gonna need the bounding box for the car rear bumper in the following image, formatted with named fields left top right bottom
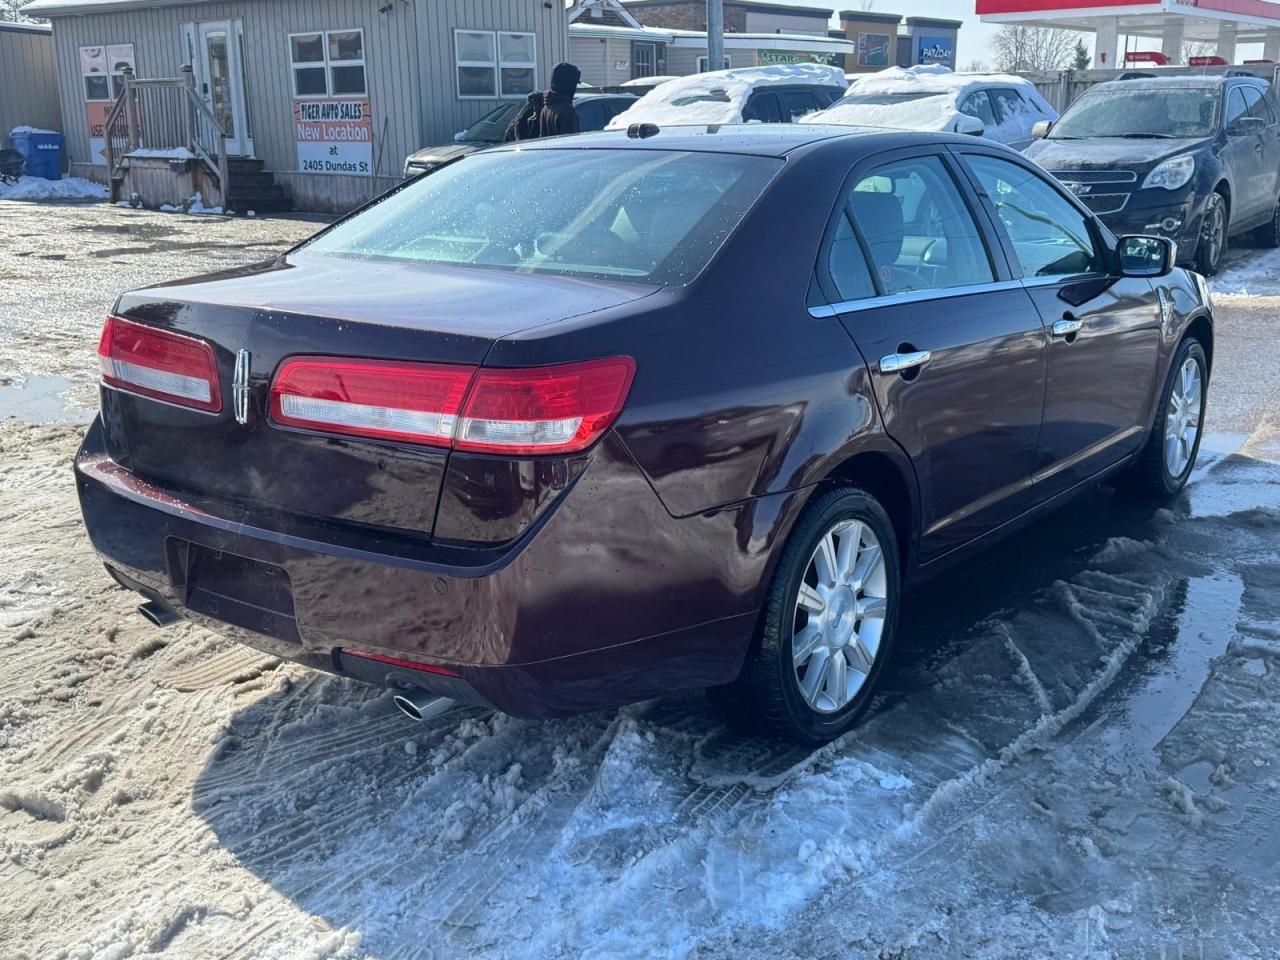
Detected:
left=74, top=417, right=777, bottom=717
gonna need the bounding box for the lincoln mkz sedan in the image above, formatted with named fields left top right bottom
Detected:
left=76, top=125, right=1213, bottom=743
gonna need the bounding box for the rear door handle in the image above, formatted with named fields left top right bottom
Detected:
left=1051, top=316, right=1083, bottom=338
left=879, top=350, right=931, bottom=374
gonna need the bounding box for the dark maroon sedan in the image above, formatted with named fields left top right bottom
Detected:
left=76, top=125, right=1213, bottom=742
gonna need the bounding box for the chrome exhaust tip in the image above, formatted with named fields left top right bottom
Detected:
left=392, top=690, right=453, bottom=723
left=137, top=600, right=181, bottom=628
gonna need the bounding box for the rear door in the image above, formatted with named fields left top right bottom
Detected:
left=1222, top=85, right=1267, bottom=221
left=817, top=147, right=1049, bottom=562
left=1241, top=83, right=1280, bottom=215
left=955, top=147, right=1162, bottom=499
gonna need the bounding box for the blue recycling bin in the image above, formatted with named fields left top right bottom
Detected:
left=9, top=128, right=63, bottom=181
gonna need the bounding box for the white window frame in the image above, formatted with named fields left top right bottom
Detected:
left=455, top=29, right=538, bottom=100
left=288, top=28, right=366, bottom=100
left=81, top=44, right=135, bottom=102
left=696, top=54, right=732, bottom=73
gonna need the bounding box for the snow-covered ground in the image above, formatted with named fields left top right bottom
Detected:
left=3, top=201, right=1280, bottom=959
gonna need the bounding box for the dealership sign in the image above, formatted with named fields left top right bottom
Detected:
left=757, top=49, right=827, bottom=66
left=293, top=98, right=373, bottom=176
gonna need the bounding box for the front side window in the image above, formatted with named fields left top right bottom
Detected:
left=848, top=155, right=994, bottom=296
left=456, top=30, right=537, bottom=99
left=959, top=91, right=997, bottom=127
left=781, top=90, right=819, bottom=121
left=290, top=29, right=365, bottom=98
left=965, top=154, right=1101, bottom=279
left=1242, top=85, right=1276, bottom=123
left=1225, top=87, right=1249, bottom=128
left=303, top=149, right=781, bottom=285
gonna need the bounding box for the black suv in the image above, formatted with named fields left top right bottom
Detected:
left=1025, top=75, right=1280, bottom=274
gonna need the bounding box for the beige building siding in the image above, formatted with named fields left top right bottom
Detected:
left=0, top=25, right=62, bottom=148
left=571, top=35, right=634, bottom=87
left=664, top=45, right=756, bottom=75
left=416, top=0, right=569, bottom=152
left=743, top=11, right=827, bottom=36
left=44, top=0, right=565, bottom=210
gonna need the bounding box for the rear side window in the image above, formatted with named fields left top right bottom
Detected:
left=965, top=154, right=1101, bottom=278
left=304, top=148, right=781, bottom=285
left=781, top=90, right=819, bottom=121
left=848, top=155, right=994, bottom=296
left=990, top=88, right=1034, bottom=123
left=827, top=211, right=876, bottom=302
left=577, top=101, right=608, bottom=131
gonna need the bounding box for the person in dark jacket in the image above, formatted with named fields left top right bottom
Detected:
left=539, top=63, right=582, bottom=137
left=503, top=91, right=544, bottom=142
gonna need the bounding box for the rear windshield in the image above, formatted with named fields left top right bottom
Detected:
left=303, top=148, right=780, bottom=285
left=1050, top=87, right=1220, bottom=139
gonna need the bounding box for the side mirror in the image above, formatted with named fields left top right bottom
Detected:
left=1032, top=119, right=1052, bottom=139
left=955, top=115, right=985, bottom=137
left=1117, top=235, right=1175, bottom=278
left=1228, top=115, right=1265, bottom=137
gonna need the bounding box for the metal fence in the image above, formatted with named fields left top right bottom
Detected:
left=1018, top=63, right=1280, bottom=114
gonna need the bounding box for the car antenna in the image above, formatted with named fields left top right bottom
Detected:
left=627, top=122, right=661, bottom=139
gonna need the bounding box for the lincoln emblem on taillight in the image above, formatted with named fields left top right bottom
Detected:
left=233, top=350, right=251, bottom=424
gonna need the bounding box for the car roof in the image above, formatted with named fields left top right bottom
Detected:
left=578, top=92, right=637, bottom=101
left=1102, top=74, right=1266, bottom=91
left=490, top=123, right=974, bottom=158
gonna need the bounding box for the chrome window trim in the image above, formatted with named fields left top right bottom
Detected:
left=808, top=279, right=1027, bottom=318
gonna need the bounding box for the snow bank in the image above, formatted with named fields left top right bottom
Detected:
left=607, top=63, right=846, bottom=129
left=1213, top=247, right=1280, bottom=298
left=0, top=175, right=107, bottom=201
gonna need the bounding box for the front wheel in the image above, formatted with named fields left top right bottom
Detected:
left=1194, top=192, right=1228, bottom=276
left=707, top=487, right=901, bottom=744
left=1122, top=338, right=1207, bottom=497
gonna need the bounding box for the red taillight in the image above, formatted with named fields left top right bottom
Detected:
left=269, top=356, right=634, bottom=455
left=97, top=315, right=221, bottom=413
left=456, top=358, right=636, bottom=455
left=270, top=357, right=473, bottom=447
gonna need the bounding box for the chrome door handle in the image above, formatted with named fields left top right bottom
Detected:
left=1051, top=317, right=1083, bottom=338
left=879, top=350, right=931, bottom=374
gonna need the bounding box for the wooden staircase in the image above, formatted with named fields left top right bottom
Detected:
left=225, top=157, right=291, bottom=214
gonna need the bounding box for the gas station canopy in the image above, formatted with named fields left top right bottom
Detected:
left=976, top=0, right=1280, bottom=67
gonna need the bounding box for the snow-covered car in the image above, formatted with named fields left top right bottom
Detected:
left=606, top=63, right=846, bottom=129
left=810, top=66, right=1058, bottom=150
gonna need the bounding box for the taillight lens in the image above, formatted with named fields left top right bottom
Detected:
left=269, top=355, right=634, bottom=455
left=97, top=315, right=221, bottom=413
left=456, top=358, right=635, bottom=455
left=270, top=357, right=473, bottom=447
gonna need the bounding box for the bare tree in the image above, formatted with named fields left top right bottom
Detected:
left=992, top=25, right=1082, bottom=72
left=962, top=59, right=990, bottom=73
left=0, top=0, right=40, bottom=21
left=856, top=0, right=874, bottom=10
left=1181, top=38, right=1217, bottom=63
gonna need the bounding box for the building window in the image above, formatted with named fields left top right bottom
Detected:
left=455, top=29, right=537, bottom=99
left=80, top=44, right=135, bottom=101
left=290, top=29, right=365, bottom=98
left=696, top=54, right=732, bottom=73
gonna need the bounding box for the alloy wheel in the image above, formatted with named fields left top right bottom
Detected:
left=1164, top=355, right=1203, bottom=478
left=1204, top=201, right=1225, bottom=270
left=791, top=519, right=888, bottom=714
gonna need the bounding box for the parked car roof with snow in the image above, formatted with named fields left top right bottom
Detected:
left=809, top=66, right=1058, bottom=150
left=606, top=63, right=847, bottom=129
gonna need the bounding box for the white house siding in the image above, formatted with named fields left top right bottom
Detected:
left=415, top=0, right=569, bottom=153
left=0, top=25, right=62, bottom=148
left=48, top=0, right=422, bottom=210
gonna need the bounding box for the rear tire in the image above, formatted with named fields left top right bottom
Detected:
left=1252, top=193, right=1280, bottom=248
left=1194, top=191, right=1228, bottom=276
left=707, top=487, right=901, bottom=744
left=1120, top=338, right=1207, bottom=498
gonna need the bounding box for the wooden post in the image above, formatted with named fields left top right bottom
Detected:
left=181, top=64, right=197, bottom=152
left=122, top=68, right=139, bottom=152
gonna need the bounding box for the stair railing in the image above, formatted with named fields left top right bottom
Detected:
left=102, top=66, right=231, bottom=207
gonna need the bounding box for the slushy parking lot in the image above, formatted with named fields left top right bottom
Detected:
left=3, top=199, right=1280, bottom=959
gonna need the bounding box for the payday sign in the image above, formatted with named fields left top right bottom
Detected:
left=293, top=98, right=373, bottom=176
